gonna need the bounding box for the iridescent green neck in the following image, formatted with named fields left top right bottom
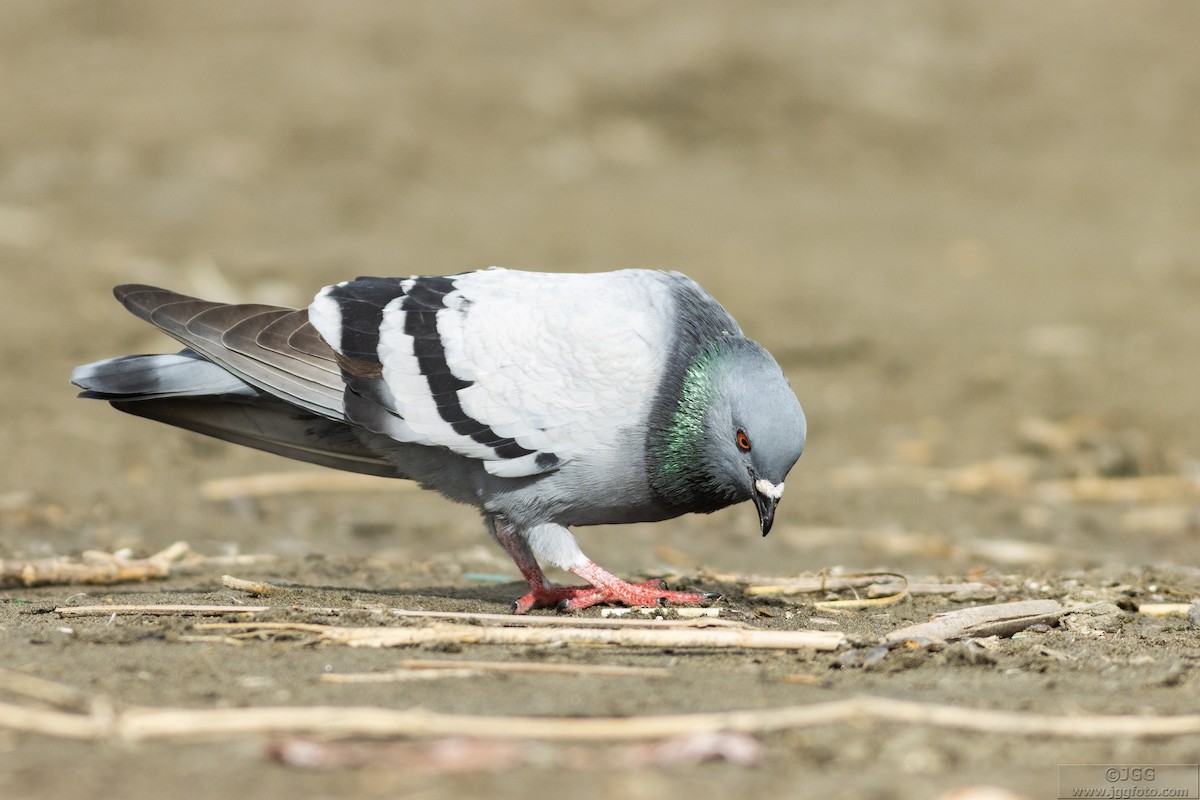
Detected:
left=649, top=344, right=727, bottom=508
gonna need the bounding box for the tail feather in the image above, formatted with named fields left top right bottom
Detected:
left=70, top=351, right=256, bottom=401
left=111, top=396, right=405, bottom=478
left=74, top=286, right=401, bottom=477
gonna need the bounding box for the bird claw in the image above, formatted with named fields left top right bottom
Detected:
left=510, top=578, right=713, bottom=614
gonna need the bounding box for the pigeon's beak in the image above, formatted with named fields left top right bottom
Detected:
left=752, top=478, right=784, bottom=537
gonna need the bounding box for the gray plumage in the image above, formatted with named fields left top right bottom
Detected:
left=72, top=268, right=806, bottom=611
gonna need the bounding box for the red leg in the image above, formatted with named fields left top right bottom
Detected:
left=489, top=518, right=716, bottom=614
left=489, top=518, right=572, bottom=613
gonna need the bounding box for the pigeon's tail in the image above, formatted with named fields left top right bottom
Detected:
left=109, top=395, right=406, bottom=478
left=71, top=351, right=259, bottom=401
left=108, top=284, right=347, bottom=420
left=72, top=349, right=404, bottom=479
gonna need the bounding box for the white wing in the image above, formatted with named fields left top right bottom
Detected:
left=309, top=268, right=678, bottom=478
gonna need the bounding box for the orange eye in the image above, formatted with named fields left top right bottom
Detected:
left=736, top=430, right=752, bottom=452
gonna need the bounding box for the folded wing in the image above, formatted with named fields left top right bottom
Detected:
left=310, top=268, right=674, bottom=478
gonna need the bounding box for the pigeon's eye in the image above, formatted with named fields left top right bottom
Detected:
left=736, top=429, right=752, bottom=452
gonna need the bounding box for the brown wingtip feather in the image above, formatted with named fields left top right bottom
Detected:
left=103, top=283, right=345, bottom=420
left=113, top=284, right=205, bottom=323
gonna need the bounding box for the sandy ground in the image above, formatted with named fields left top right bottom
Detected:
left=2, top=3, right=1200, bottom=799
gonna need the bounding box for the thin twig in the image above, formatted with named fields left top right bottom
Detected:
left=195, top=621, right=846, bottom=651
left=867, top=582, right=995, bottom=598
left=711, top=570, right=911, bottom=610
left=221, top=575, right=282, bottom=596
left=320, top=669, right=481, bottom=683
left=705, top=571, right=880, bottom=593
left=321, top=659, right=672, bottom=683
left=56, top=603, right=744, bottom=629
left=174, top=635, right=247, bottom=646
left=0, top=542, right=191, bottom=588
left=812, top=590, right=911, bottom=611
left=1137, top=603, right=1194, bottom=617
left=57, top=605, right=272, bottom=617
left=3, top=695, right=1200, bottom=742
left=815, top=573, right=909, bottom=610
left=0, top=668, right=95, bottom=710
left=374, top=607, right=744, bottom=629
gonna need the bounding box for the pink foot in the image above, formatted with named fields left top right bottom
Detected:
left=511, top=575, right=718, bottom=614
left=487, top=518, right=718, bottom=615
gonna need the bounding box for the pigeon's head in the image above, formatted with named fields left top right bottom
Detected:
left=711, top=341, right=806, bottom=535
left=649, top=339, right=806, bottom=534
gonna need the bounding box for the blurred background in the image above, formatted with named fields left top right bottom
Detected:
left=2, top=1, right=1199, bottom=576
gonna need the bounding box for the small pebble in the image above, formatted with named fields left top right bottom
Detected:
left=862, top=644, right=891, bottom=666
left=835, top=649, right=867, bottom=669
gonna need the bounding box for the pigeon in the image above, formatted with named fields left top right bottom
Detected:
left=71, top=268, right=807, bottom=612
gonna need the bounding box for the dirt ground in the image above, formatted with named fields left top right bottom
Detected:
left=2, top=3, right=1200, bottom=799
